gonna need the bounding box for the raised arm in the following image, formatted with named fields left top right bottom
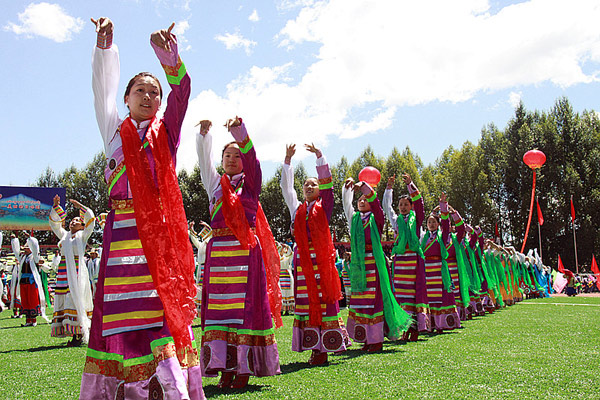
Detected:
left=440, top=193, right=450, bottom=244
left=151, top=23, right=191, bottom=158
left=308, top=144, right=334, bottom=221
left=382, top=175, right=398, bottom=232
left=196, top=121, right=221, bottom=201
left=49, top=195, right=67, bottom=239
left=91, top=17, right=120, bottom=153
left=228, top=118, right=261, bottom=200
left=342, top=178, right=356, bottom=232
left=405, top=174, right=424, bottom=228
left=70, top=199, right=95, bottom=242
left=280, top=144, right=301, bottom=219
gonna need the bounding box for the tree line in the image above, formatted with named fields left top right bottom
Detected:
left=11, top=97, right=599, bottom=271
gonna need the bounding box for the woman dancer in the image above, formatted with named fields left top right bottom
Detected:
left=196, top=118, right=281, bottom=389
left=342, top=177, right=411, bottom=351
left=382, top=174, right=429, bottom=341
left=48, top=195, right=94, bottom=346
left=280, top=144, right=348, bottom=365
left=421, top=195, right=460, bottom=332
left=82, top=17, right=203, bottom=399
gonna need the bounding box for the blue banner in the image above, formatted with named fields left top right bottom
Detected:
left=0, top=186, right=66, bottom=230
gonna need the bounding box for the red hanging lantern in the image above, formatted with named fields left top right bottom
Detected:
left=521, top=149, right=546, bottom=253
left=523, top=149, right=546, bottom=169
left=358, top=166, right=381, bottom=188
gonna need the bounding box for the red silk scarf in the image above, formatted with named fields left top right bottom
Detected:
left=220, top=174, right=257, bottom=250
left=120, top=117, right=196, bottom=351
left=219, top=174, right=283, bottom=328
left=294, top=200, right=341, bottom=326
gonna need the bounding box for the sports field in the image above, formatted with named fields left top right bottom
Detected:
left=1, top=296, right=598, bottom=399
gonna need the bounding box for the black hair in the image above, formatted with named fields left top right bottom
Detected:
left=398, top=194, right=413, bottom=205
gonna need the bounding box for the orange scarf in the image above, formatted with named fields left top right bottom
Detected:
left=120, top=117, right=196, bottom=351
left=294, top=199, right=341, bottom=325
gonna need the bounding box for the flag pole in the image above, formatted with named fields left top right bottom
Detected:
left=537, top=197, right=543, bottom=261
left=571, top=195, right=579, bottom=274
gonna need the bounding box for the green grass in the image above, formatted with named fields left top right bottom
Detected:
left=1, top=297, right=599, bottom=399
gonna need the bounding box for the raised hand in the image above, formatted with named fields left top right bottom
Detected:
left=90, top=17, right=113, bottom=36
left=386, top=174, right=396, bottom=189
left=401, top=173, right=412, bottom=185
left=440, top=192, right=447, bottom=203
left=225, top=116, right=242, bottom=131
left=344, top=177, right=355, bottom=190
left=196, top=120, right=212, bottom=136
left=69, top=199, right=84, bottom=209
left=305, top=143, right=322, bottom=159
left=53, top=194, right=60, bottom=207
left=285, top=144, right=296, bottom=164
left=151, top=22, right=175, bottom=52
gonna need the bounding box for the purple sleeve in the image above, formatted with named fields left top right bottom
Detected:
left=230, top=123, right=261, bottom=201
left=454, top=211, right=466, bottom=242
left=151, top=39, right=190, bottom=162
left=440, top=201, right=450, bottom=244
left=408, top=182, right=424, bottom=235
left=317, top=162, right=334, bottom=221
left=469, top=233, right=477, bottom=248
left=361, top=184, right=384, bottom=234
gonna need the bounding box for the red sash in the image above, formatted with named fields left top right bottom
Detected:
left=220, top=174, right=283, bottom=328
left=120, top=117, right=196, bottom=351
left=294, top=200, right=341, bottom=325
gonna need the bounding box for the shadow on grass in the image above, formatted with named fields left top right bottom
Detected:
left=203, top=382, right=268, bottom=398
left=0, top=325, right=27, bottom=330
left=0, top=344, right=68, bottom=354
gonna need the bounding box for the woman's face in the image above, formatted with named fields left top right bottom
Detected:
left=398, top=198, right=412, bottom=215
left=69, top=217, right=84, bottom=233
left=427, top=215, right=439, bottom=232
left=357, top=195, right=371, bottom=212
left=222, top=145, right=243, bottom=175
left=303, top=178, right=320, bottom=202
left=125, top=76, right=161, bottom=123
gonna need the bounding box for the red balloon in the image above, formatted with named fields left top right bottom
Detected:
left=359, top=166, right=381, bottom=187
left=523, top=149, right=546, bottom=169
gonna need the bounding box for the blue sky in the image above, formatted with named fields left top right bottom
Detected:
left=2, top=0, right=600, bottom=187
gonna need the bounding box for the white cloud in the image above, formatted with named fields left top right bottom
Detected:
left=249, top=9, right=260, bottom=22
left=173, top=19, right=191, bottom=52
left=215, top=31, right=257, bottom=55
left=176, top=0, right=600, bottom=171
left=4, top=2, right=83, bottom=42
left=508, top=91, right=522, bottom=109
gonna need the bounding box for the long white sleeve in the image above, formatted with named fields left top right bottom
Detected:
left=11, top=237, right=20, bottom=260
left=383, top=188, right=398, bottom=232
left=342, top=185, right=355, bottom=232
left=49, top=206, right=68, bottom=239
left=280, top=163, right=301, bottom=220
left=81, top=206, right=96, bottom=243
left=92, top=44, right=121, bottom=153
left=27, top=237, right=40, bottom=264
left=195, top=130, right=221, bottom=199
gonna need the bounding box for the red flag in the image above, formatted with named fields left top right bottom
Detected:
left=536, top=198, right=544, bottom=226
left=557, top=255, right=565, bottom=273
left=495, top=222, right=499, bottom=237
left=570, top=196, right=575, bottom=222
left=592, top=256, right=600, bottom=291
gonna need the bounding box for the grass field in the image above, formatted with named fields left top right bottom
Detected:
left=1, top=296, right=599, bottom=399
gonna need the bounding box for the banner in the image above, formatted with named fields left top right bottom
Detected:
left=0, top=186, right=66, bottom=231
left=591, top=255, right=600, bottom=291
left=557, top=255, right=565, bottom=273
left=552, top=269, right=567, bottom=294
